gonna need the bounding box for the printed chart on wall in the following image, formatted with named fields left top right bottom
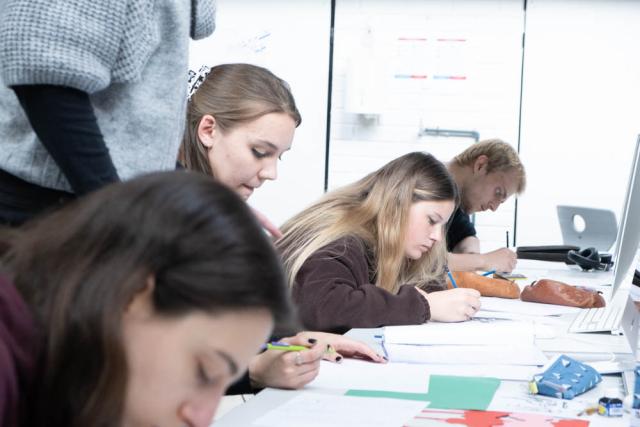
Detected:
left=330, top=1, right=524, bottom=191
left=392, top=35, right=468, bottom=88
left=335, top=4, right=524, bottom=125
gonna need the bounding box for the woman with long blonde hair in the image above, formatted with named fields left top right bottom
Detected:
left=278, top=152, right=481, bottom=333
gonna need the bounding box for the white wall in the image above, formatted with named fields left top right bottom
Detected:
left=516, top=0, right=640, bottom=247
left=189, top=0, right=331, bottom=226
left=188, top=0, right=640, bottom=249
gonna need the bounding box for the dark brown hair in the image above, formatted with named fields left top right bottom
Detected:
left=1, top=171, right=294, bottom=426
left=179, top=63, right=302, bottom=176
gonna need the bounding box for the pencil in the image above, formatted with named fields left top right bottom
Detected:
left=445, top=266, right=458, bottom=288
left=506, top=230, right=510, bottom=248
left=481, top=270, right=496, bottom=276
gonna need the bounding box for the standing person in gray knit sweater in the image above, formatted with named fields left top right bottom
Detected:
left=0, top=0, right=216, bottom=225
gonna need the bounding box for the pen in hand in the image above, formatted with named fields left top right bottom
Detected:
left=263, top=341, right=336, bottom=354
left=445, top=265, right=458, bottom=288
left=506, top=230, right=510, bottom=248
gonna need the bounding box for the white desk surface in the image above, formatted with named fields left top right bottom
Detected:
left=215, top=261, right=637, bottom=426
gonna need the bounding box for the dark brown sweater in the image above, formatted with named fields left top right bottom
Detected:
left=292, top=236, right=443, bottom=333
left=0, top=274, right=40, bottom=427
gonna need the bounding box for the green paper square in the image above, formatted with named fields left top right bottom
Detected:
left=346, top=375, right=500, bottom=410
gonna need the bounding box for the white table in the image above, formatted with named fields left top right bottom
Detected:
left=215, top=261, right=637, bottom=426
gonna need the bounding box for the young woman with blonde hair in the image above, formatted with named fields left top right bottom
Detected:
left=179, top=63, right=385, bottom=393
left=278, top=152, right=482, bottom=333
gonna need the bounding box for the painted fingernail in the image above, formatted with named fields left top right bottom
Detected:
left=336, top=356, right=343, bottom=362
left=326, top=344, right=331, bottom=350
left=308, top=338, right=317, bottom=344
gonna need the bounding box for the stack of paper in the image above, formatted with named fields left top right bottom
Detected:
left=381, top=319, right=547, bottom=380
left=382, top=343, right=547, bottom=366
left=479, top=297, right=581, bottom=316
left=384, top=319, right=535, bottom=345
left=388, top=363, right=539, bottom=381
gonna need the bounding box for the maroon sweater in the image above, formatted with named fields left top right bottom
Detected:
left=0, top=275, right=39, bottom=427
left=291, top=236, right=444, bottom=333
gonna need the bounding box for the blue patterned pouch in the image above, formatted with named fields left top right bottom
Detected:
left=529, top=355, right=602, bottom=399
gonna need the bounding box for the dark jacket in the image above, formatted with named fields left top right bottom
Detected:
left=446, top=207, right=477, bottom=252
left=292, top=236, right=444, bottom=333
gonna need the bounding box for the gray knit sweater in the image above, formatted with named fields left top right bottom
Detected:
left=0, top=0, right=216, bottom=191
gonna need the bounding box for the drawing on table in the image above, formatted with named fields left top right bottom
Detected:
left=404, top=408, right=589, bottom=427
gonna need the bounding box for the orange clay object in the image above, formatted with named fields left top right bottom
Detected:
left=446, top=271, right=520, bottom=299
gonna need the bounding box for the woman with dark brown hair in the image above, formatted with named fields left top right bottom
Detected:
left=179, top=63, right=386, bottom=393
left=0, top=170, right=294, bottom=427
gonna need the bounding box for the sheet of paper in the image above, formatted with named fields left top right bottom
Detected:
left=403, top=363, right=539, bottom=381
left=306, top=359, right=430, bottom=393
left=473, top=309, right=567, bottom=325
left=384, top=319, right=534, bottom=345
left=383, top=343, right=547, bottom=366
left=479, top=297, right=582, bottom=316
left=348, top=375, right=501, bottom=411
left=253, top=392, right=427, bottom=427
left=403, top=408, right=589, bottom=427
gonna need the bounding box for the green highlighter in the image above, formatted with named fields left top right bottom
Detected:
left=264, top=342, right=308, bottom=352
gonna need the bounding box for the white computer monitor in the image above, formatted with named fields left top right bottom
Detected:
left=610, top=134, right=640, bottom=295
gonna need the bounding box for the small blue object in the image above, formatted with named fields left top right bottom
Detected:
left=598, top=397, right=623, bottom=417
left=481, top=270, right=496, bottom=276
left=529, top=355, right=602, bottom=400
left=445, top=266, right=458, bottom=288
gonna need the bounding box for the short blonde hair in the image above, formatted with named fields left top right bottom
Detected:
left=453, top=139, right=526, bottom=193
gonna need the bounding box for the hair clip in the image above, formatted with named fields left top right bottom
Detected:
left=187, top=65, right=211, bottom=100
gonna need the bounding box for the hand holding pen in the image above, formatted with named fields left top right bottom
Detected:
left=263, top=340, right=339, bottom=364
left=249, top=335, right=327, bottom=389
left=481, top=248, right=517, bottom=273
left=289, top=331, right=387, bottom=364
left=249, top=332, right=386, bottom=390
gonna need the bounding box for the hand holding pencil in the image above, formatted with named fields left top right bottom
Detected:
left=249, top=334, right=326, bottom=389
left=249, top=332, right=386, bottom=390
left=481, top=247, right=517, bottom=273
left=290, top=331, right=387, bottom=364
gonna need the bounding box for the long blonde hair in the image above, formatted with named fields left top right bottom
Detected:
left=278, top=152, right=458, bottom=293
left=179, top=63, right=301, bottom=177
